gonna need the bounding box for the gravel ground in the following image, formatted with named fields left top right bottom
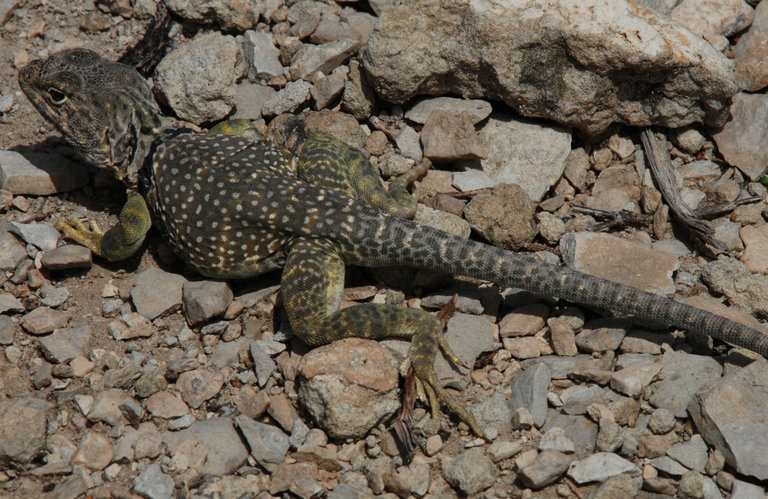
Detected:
left=2, top=0, right=768, bottom=498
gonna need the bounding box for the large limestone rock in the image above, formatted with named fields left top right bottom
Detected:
left=362, top=0, right=738, bottom=136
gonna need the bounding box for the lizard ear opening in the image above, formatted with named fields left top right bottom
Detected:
left=47, top=87, right=67, bottom=105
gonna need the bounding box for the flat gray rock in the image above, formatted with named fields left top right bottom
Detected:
left=0, top=231, right=26, bottom=271
left=133, top=462, right=175, bottom=499
left=131, top=267, right=187, bottom=320
left=0, top=397, right=51, bottom=466
left=162, top=417, right=248, bottom=476
left=649, top=350, right=723, bottom=418
left=182, top=280, right=233, bottom=326
left=234, top=415, right=290, bottom=472
left=543, top=413, right=599, bottom=459
left=0, top=151, right=88, bottom=195
left=40, top=245, right=92, bottom=270
left=289, top=38, right=361, bottom=81
left=451, top=169, right=495, bottom=192
left=434, top=312, right=495, bottom=390
left=244, top=30, right=283, bottom=81
left=508, top=362, right=551, bottom=427
left=405, top=96, right=492, bottom=125
left=712, top=93, right=768, bottom=180
left=519, top=450, right=573, bottom=489
left=441, top=447, right=496, bottom=495
left=666, top=434, right=709, bottom=474
left=560, top=232, right=678, bottom=296
left=37, top=325, right=91, bottom=364
left=688, top=358, right=768, bottom=481
left=10, top=222, right=60, bottom=251
left=0, top=293, right=23, bottom=314
left=568, top=452, right=639, bottom=484
left=477, top=116, right=571, bottom=202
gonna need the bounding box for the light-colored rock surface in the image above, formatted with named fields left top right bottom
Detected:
left=363, top=0, right=738, bottom=135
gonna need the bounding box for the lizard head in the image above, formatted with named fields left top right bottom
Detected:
left=19, top=49, right=166, bottom=187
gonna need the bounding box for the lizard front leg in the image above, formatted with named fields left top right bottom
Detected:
left=282, top=236, right=485, bottom=437
left=56, top=194, right=151, bottom=261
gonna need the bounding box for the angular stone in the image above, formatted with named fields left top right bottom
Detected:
left=176, top=369, right=224, bottom=409
left=297, top=338, right=400, bottom=439
left=182, top=280, right=233, bottom=326
left=701, top=258, right=768, bottom=318
left=146, top=391, right=189, bottom=419
left=234, top=415, right=290, bottom=472
left=70, top=432, right=113, bottom=471
left=261, top=79, right=312, bottom=117
left=560, top=232, right=678, bottom=296
left=250, top=340, right=277, bottom=387
left=421, top=110, right=485, bottom=162
left=289, top=39, right=361, bottom=81
left=667, top=434, right=709, bottom=474
left=154, top=32, right=240, bottom=124
left=9, top=222, right=60, bottom=251
left=0, top=397, right=50, bottom=466
left=478, top=116, right=570, bottom=201
left=434, top=312, right=495, bottom=390
left=499, top=303, right=549, bottom=338
left=131, top=267, right=187, bottom=320
left=575, top=318, right=629, bottom=353
left=244, top=30, right=283, bottom=81
left=671, top=0, right=754, bottom=37
left=311, top=66, right=348, bottom=110
left=649, top=350, right=723, bottom=418
left=712, top=93, right=768, bottom=180
left=133, top=462, right=175, bottom=499
left=40, top=245, right=92, bottom=270
left=0, top=293, right=23, bottom=314
left=37, top=325, right=91, bottom=363
left=88, top=389, right=135, bottom=425
left=108, top=312, right=154, bottom=340
left=0, top=231, right=26, bottom=271
left=688, top=358, right=768, bottom=480
left=610, top=360, right=661, bottom=397
left=567, top=452, right=639, bottom=484
left=509, top=362, right=551, bottom=427
left=163, top=418, right=248, bottom=476
left=21, top=307, right=69, bottom=335
left=519, top=451, right=573, bottom=489
left=733, top=1, right=768, bottom=92
left=740, top=223, right=768, bottom=275
left=0, top=151, right=88, bottom=195
left=441, top=448, right=496, bottom=495
left=405, top=96, right=492, bottom=125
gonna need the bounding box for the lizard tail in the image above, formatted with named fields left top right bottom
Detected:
left=340, top=210, right=768, bottom=358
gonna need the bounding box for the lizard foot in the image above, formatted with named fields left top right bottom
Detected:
left=389, top=157, right=432, bottom=193
left=55, top=217, right=105, bottom=256
left=402, top=325, right=486, bottom=439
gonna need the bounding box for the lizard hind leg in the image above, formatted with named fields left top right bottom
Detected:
left=296, top=133, right=429, bottom=219
left=282, top=236, right=485, bottom=438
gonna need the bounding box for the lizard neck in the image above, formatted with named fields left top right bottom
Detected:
left=107, top=89, right=175, bottom=191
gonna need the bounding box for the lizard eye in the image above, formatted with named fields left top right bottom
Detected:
left=47, top=88, right=67, bottom=105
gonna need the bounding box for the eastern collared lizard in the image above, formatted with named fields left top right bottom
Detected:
left=19, top=49, right=768, bottom=437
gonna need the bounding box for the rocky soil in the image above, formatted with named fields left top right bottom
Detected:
left=1, top=0, right=768, bottom=497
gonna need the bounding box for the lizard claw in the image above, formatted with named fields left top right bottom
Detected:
left=54, top=217, right=105, bottom=256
